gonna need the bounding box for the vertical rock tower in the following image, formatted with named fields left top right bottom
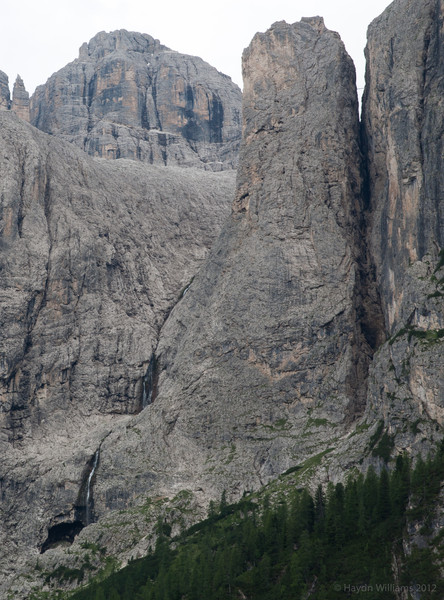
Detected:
left=357, top=0, right=444, bottom=455
left=11, top=75, right=30, bottom=122
left=97, top=17, right=371, bottom=504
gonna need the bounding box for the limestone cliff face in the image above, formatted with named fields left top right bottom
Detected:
left=89, top=17, right=368, bottom=519
left=356, top=0, right=444, bottom=458
left=362, top=0, right=444, bottom=333
left=0, top=111, right=234, bottom=586
left=2, top=3, right=444, bottom=597
left=30, top=30, right=242, bottom=170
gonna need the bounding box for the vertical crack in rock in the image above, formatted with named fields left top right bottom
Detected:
left=151, top=71, right=163, bottom=131
left=357, top=130, right=386, bottom=354
left=16, top=151, right=26, bottom=238
left=141, top=353, right=159, bottom=409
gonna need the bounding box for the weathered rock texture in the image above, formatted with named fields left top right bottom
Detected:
left=30, top=30, right=242, bottom=170
left=0, top=69, right=10, bottom=110
left=91, top=1, right=444, bottom=551
left=362, top=0, right=444, bottom=333
left=12, top=75, right=30, bottom=122
left=0, top=111, right=234, bottom=587
left=355, top=0, right=444, bottom=459
left=89, top=16, right=369, bottom=520
left=3, top=2, right=444, bottom=597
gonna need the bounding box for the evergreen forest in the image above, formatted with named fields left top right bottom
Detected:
left=51, top=444, right=444, bottom=600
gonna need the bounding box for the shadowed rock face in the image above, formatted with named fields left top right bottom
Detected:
left=362, top=0, right=444, bottom=333
left=0, top=111, right=234, bottom=579
left=358, top=0, right=444, bottom=457
left=30, top=30, right=242, bottom=171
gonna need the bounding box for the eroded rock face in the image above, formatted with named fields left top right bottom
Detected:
left=0, top=111, right=234, bottom=582
left=362, top=0, right=444, bottom=333
left=90, top=17, right=368, bottom=518
left=3, top=3, right=444, bottom=597
left=30, top=30, right=242, bottom=170
left=358, top=0, right=444, bottom=456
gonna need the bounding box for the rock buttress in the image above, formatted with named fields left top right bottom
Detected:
left=95, top=18, right=369, bottom=509
left=357, top=0, right=444, bottom=460
left=362, top=0, right=444, bottom=333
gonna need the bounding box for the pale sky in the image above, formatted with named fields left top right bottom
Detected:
left=1, top=0, right=392, bottom=97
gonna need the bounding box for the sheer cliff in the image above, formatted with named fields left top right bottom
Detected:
left=0, top=111, right=234, bottom=593
left=30, top=30, right=242, bottom=171
left=1, top=1, right=444, bottom=597
left=360, top=0, right=444, bottom=451
left=105, top=16, right=369, bottom=503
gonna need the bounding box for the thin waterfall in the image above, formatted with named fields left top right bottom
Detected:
left=85, top=448, right=99, bottom=525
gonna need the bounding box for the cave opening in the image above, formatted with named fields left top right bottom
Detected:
left=40, top=520, right=84, bottom=553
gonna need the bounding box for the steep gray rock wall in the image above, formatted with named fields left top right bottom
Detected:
left=356, top=0, right=444, bottom=459
left=362, top=0, right=444, bottom=333
left=30, top=30, right=242, bottom=171
left=90, top=17, right=368, bottom=520
left=3, top=2, right=444, bottom=596
left=0, top=111, right=234, bottom=583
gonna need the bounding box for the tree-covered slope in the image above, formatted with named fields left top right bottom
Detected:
left=50, top=443, right=444, bottom=600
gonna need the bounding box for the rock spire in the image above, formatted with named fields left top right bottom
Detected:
left=11, top=75, right=30, bottom=122
left=92, top=17, right=368, bottom=509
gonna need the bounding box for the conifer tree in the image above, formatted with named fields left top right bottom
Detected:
left=376, top=467, right=391, bottom=521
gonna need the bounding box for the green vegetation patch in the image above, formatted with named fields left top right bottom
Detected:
left=305, top=417, right=333, bottom=428
left=44, top=565, right=87, bottom=585
left=389, top=324, right=444, bottom=347
left=433, top=248, right=444, bottom=273
left=67, top=443, right=444, bottom=600
left=371, top=432, right=395, bottom=463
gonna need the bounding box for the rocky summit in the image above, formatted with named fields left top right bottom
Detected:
left=30, top=30, right=242, bottom=171
left=1, top=0, right=444, bottom=597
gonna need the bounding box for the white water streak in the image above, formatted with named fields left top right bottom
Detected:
left=85, top=449, right=99, bottom=525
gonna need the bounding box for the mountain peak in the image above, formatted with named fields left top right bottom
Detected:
left=31, top=29, right=242, bottom=170
left=79, top=29, right=169, bottom=61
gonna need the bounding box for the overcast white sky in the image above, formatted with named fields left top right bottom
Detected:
left=1, top=0, right=392, bottom=96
